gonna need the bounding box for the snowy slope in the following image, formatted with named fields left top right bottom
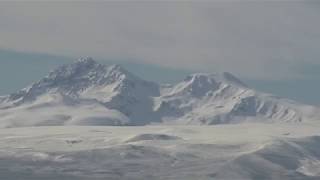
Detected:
left=0, top=123, right=320, bottom=179
left=0, top=57, right=319, bottom=127
left=156, top=73, right=319, bottom=124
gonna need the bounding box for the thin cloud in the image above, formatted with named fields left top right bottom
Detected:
left=0, top=1, right=320, bottom=79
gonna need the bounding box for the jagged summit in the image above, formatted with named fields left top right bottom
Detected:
left=3, top=58, right=159, bottom=110
left=5, top=58, right=147, bottom=104
left=183, top=72, right=247, bottom=87
left=165, top=72, right=248, bottom=98
left=77, top=56, right=96, bottom=64
left=47, top=57, right=104, bottom=81
left=47, top=57, right=132, bottom=81
left=40, top=58, right=143, bottom=87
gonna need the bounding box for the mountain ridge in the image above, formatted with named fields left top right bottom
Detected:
left=0, top=57, right=319, bottom=127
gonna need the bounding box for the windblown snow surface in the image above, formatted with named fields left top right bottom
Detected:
left=0, top=123, right=320, bottom=180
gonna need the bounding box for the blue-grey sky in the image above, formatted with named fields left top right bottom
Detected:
left=1, top=1, right=320, bottom=105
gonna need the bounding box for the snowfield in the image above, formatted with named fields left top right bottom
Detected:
left=0, top=123, right=320, bottom=180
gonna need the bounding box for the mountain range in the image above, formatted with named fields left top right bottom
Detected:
left=0, top=57, right=319, bottom=127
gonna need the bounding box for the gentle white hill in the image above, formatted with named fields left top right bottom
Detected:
left=0, top=57, right=319, bottom=127
left=0, top=123, right=319, bottom=179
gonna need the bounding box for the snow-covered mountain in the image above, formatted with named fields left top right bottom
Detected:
left=0, top=57, right=319, bottom=127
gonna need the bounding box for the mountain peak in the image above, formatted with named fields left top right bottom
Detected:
left=47, top=57, right=104, bottom=81
left=5, top=58, right=158, bottom=104
left=184, top=72, right=247, bottom=88
left=166, top=72, right=248, bottom=98
left=76, top=57, right=97, bottom=65
left=70, top=57, right=99, bottom=71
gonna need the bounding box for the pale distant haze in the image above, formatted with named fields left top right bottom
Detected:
left=1, top=1, right=320, bottom=104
